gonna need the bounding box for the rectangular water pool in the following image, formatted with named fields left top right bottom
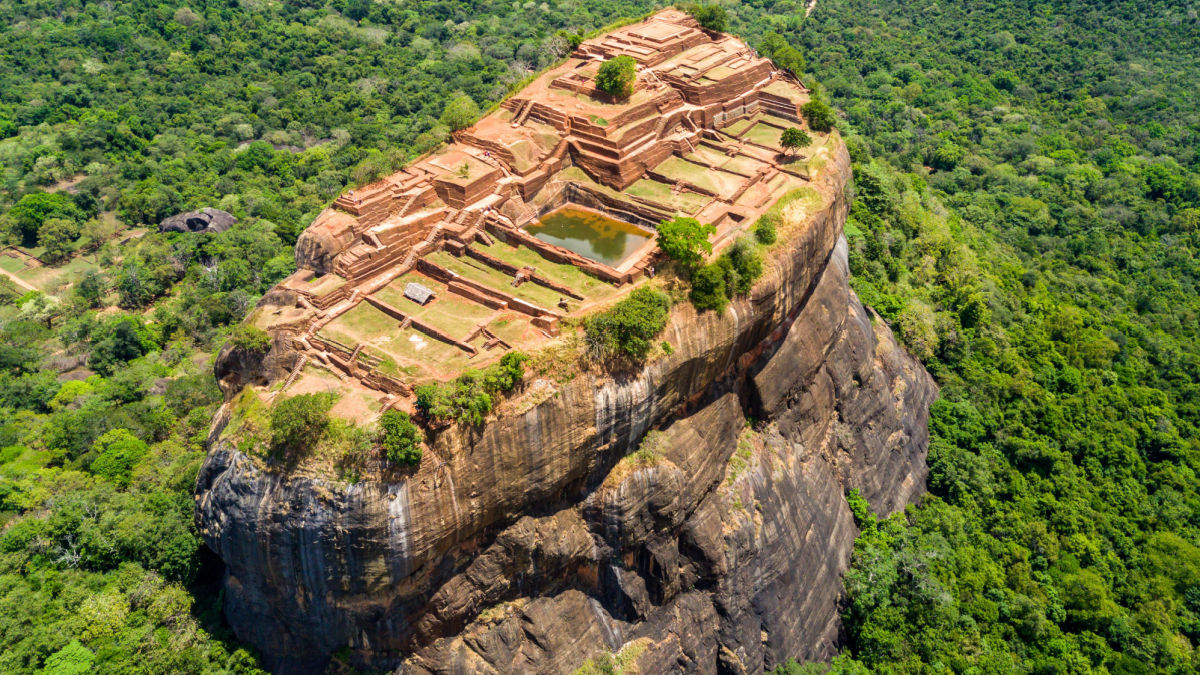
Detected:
left=525, top=207, right=652, bottom=268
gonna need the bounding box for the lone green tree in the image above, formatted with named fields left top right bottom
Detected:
left=780, top=127, right=812, bottom=158
left=772, top=45, right=805, bottom=76
left=379, top=409, right=423, bottom=466
left=801, top=100, right=837, bottom=132
left=270, top=393, right=333, bottom=460
left=595, top=55, right=637, bottom=100
left=683, top=4, right=728, bottom=32
left=656, top=216, right=715, bottom=268
left=440, top=94, right=480, bottom=132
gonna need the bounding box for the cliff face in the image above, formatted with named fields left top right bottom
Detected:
left=194, top=144, right=937, bottom=673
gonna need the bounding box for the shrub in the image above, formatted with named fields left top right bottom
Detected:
left=656, top=216, right=715, bottom=268
left=772, top=45, right=805, bottom=76
left=229, top=324, right=271, bottom=352
left=754, top=215, right=778, bottom=245
left=690, top=262, right=728, bottom=312
left=379, top=410, right=422, bottom=466
left=440, top=94, right=480, bottom=132
left=682, top=3, right=728, bottom=32
left=801, top=99, right=837, bottom=132
left=688, top=237, right=763, bottom=312
left=270, top=392, right=334, bottom=460
left=727, top=237, right=764, bottom=295
left=89, top=429, right=150, bottom=487
left=595, top=55, right=637, bottom=100
left=780, top=127, right=812, bottom=157
left=584, top=287, right=672, bottom=361
left=414, top=351, right=528, bottom=425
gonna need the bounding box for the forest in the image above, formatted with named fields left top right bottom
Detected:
left=1, top=0, right=1198, bottom=672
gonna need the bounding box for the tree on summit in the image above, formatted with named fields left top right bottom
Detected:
left=595, top=55, right=637, bottom=100
left=683, top=4, right=728, bottom=32
left=656, top=216, right=715, bottom=268
left=781, top=128, right=812, bottom=158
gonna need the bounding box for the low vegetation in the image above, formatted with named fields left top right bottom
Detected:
left=584, top=286, right=673, bottom=362
left=691, top=237, right=765, bottom=312
left=228, top=324, right=272, bottom=352
left=269, top=393, right=334, bottom=461
left=800, top=99, right=837, bottom=133
left=378, top=410, right=422, bottom=466
left=595, top=55, right=637, bottom=100
left=681, top=3, right=728, bottom=32
left=656, top=216, right=715, bottom=268
left=414, top=351, right=528, bottom=425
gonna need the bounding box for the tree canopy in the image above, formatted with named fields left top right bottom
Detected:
left=656, top=216, right=715, bottom=268
left=595, top=55, right=638, bottom=100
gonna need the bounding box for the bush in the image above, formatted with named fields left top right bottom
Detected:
left=801, top=99, right=837, bottom=132
left=656, top=216, right=715, bottom=267
left=440, top=94, right=480, bottom=132
left=690, top=261, right=729, bottom=312
left=754, top=215, right=778, bottom=245
left=584, top=286, right=672, bottom=361
left=414, top=351, right=528, bottom=425
left=379, top=410, right=422, bottom=466
left=727, top=237, right=764, bottom=295
left=773, top=45, right=805, bottom=76
left=689, top=238, right=764, bottom=311
left=781, top=127, right=813, bottom=156
left=230, top=324, right=271, bottom=352
left=88, top=429, right=150, bottom=487
left=683, top=3, right=728, bottom=32
left=270, top=393, right=334, bottom=460
left=595, top=55, right=637, bottom=100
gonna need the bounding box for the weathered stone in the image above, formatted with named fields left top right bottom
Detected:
left=159, top=207, right=237, bottom=234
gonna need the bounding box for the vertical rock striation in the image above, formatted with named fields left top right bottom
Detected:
left=195, top=141, right=937, bottom=673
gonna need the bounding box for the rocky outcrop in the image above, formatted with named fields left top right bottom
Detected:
left=159, top=207, right=237, bottom=234
left=194, top=142, right=938, bottom=673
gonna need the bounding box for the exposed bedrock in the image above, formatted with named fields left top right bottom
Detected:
left=194, top=146, right=937, bottom=673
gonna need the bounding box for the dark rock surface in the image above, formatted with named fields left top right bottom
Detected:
left=194, top=141, right=938, bottom=673
left=159, top=207, right=237, bottom=234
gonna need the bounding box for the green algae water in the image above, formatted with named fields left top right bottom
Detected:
left=526, top=207, right=652, bottom=267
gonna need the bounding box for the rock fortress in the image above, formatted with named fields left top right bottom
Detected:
left=196, top=9, right=937, bottom=674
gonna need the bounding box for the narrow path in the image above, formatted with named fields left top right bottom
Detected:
left=806, top=0, right=817, bottom=16
left=0, top=265, right=37, bottom=293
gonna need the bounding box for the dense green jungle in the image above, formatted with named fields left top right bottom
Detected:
left=0, top=0, right=1198, bottom=672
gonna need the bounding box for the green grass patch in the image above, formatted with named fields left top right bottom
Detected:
left=744, top=122, right=784, bottom=148
left=626, top=178, right=710, bottom=214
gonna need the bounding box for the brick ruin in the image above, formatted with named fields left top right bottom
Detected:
left=258, top=9, right=829, bottom=409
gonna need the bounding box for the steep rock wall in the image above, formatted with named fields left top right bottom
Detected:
left=194, top=143, right=938, bottom=673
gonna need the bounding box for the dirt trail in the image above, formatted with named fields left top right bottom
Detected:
left=0, top=266, right=37, bottom=293
left=807, top=0, right=817, bottom=16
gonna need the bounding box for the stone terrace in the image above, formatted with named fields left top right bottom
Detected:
left=258, top=8, right=830, bottom=415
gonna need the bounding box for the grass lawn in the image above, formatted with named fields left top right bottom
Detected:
left=306, top=273, right=347, bottom=296
left=722, top=154, right=769, bottom=176
left=626, top=178, right=710, bottom=215
left=656, top=156, right=745, bottom=197
left=0, top=254, right=26, bottom=274
left=475, top=240, right=615, bottom=301
left=687, top=145, right=731, bottom=167
left=763, top=80, right=806, bottom=101
left=322, top=303, right=474, bottom=380
left=744, top=122, right=784, bottom=148
left=722, top=116, right=756, bottom=137
left=17, top=255, right=101, bottom=290
left=426, top=250, right=562, bottom=310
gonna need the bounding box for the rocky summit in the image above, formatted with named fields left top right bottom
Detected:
left=195, top=10, right=936, bottom=674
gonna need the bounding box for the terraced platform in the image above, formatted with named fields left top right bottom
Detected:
left=252, top=8, right=835, bottom=410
